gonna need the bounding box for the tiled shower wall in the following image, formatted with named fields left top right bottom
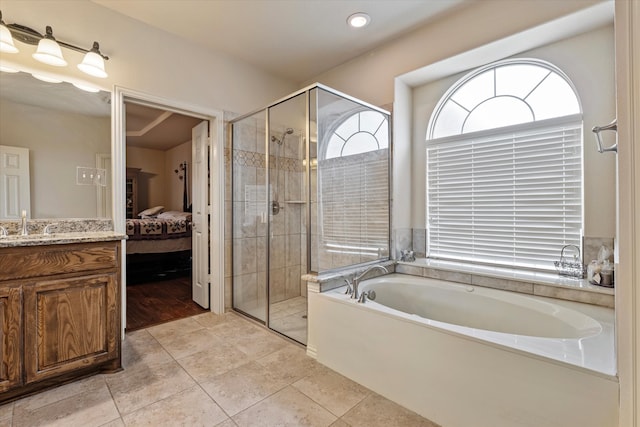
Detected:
left=226, top=114, right=306, bottom=312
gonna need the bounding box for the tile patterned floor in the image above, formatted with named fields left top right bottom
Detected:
left=0, top=312, right=439, bottom=427
left=270, top=296, right=308, bottom=344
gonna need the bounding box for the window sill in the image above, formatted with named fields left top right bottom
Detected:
left=396, top=258, right=614, bottom=308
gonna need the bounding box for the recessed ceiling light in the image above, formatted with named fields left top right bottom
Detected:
left=347, top=13, right=370, bottom=29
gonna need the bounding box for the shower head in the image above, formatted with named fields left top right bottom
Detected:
left=271, top=128, right=294, bottom=145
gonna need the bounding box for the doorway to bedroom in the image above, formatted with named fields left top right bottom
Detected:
left=123, top=99, right=209, bottom=331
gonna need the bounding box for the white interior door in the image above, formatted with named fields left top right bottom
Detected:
left=192, top=121, right=210, bottom=308
left=0, top=145, right=31, bottom=219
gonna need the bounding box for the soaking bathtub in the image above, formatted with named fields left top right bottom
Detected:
left=307, top=273, right=618, bottom=427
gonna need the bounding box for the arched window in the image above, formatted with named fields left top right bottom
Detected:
left=325, top=110, right=389, bottom=159
left=318, top=109, right=390, bottom=270
left=426, top=59, right=583, bottom=271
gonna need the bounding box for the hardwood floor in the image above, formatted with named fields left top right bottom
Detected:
left=126, top=275, right=207, bottom=331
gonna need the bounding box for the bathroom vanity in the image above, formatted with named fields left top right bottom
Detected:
left=0, top=225, right=124, bottom=402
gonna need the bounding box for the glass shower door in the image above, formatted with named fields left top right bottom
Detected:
left=231, top=111, right=268, bottom=323
left=267, top=93, right=308, bottom=344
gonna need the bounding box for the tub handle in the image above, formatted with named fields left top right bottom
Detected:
left=344, top=279, right=353, bottom=296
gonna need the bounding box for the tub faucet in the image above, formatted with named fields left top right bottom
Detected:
left=350, top=265, right=389, bottom=300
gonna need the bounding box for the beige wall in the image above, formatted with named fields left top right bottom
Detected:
left=2, top=0, right=297, bottom=116
left=165, top=141, right=193, bottom=212
left=126, top=146, right=166, bottom=211
left=0, top=99, right=110, bottom=218
left=304, top=0, right=605, bottom=107
left=126, top=141, right=193, bottom=213
left=411, top=25, right=616, bottom=238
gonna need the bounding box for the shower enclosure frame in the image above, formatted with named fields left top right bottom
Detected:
left=229, top=82, right=392, bottom=340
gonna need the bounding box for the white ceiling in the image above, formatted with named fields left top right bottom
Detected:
left=3, top=0, right=469, bottom=153
left=92, top=0, right=467, bottom=83
left=125, top=102, right=203, bottom=150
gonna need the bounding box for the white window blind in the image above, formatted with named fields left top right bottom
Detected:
left=426, top=116, right=583, bottom=271
left=319, top=149, right=389, bottom=258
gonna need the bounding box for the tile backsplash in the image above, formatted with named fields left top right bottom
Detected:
left=395, top=229, right=615, bottom=267
left=583, top=236, right=615, bottom=264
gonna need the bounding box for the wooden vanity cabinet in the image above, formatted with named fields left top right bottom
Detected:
left=0, top=285, right=22, bottom=393
left=0, top=240, right=122, bottom=402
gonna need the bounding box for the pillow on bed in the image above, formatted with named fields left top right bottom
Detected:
left=157, top=210, right=192, bottom=221
left=138, top=206, right=164, bottom=218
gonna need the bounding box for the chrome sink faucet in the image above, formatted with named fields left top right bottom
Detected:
left=43, top=223, right=59, bottom=235
left=348, top=265, right=389, bottom=301
left=20, top=210, right=28, bottom=236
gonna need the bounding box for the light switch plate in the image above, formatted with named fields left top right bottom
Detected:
left=77, top=167, right=94, bottom=185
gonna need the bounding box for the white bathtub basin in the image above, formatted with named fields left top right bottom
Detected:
left=309, top=273, right=618, bottom=427
left=362, top=277, right=602, bottom=338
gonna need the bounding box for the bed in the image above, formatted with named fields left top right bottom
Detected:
left=125, top=210, right=192, bottom=283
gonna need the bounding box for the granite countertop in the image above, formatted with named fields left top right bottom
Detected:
left=0, top=218, right=125, bottom=248
left=0, top=231, right=127, bottom=247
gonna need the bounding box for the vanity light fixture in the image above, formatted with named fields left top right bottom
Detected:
left=0, top=12, right=18, bottom=53
left=0, top=10, right=109, bottom=78
left=77, top=42, right=107, bottom=78
left=31, top=73, right=63, bottom=83
left=32, top=26, right=67, bottom=67
left=0, top=64, right=19, bottom=73
left=72, top=82, right=100, bottom=93
left=347, top=12, right=371, bottom=28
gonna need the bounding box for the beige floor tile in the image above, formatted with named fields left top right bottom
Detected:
left=0, top=419, right=11, bottom=427
left=100, top=418, right=125, bottom=427
left=215, top=419, right=238, bottom=427
left=293, top=366, right=370, bottom=417
left=122, top=385, right=228, bottom=426
left=0, top=402, right=13, bottom=421
left=193, top=311, right=248, bottom=329
left=232, top=386, right=337, bottom=427
left=221, top=326, right=288, bottom=359
left=329, top=420, right=350, bottom=427
left=200, top=361, right=289, bottom=416
left=256, top=344, right=321, bottom=384
left=122, top=329, right=174, bottom=370
left=106, top=360, right=196, bottom=415
left=14, top=374, right=106, bottom=413
left=177, top=341, right=251, bottom=383
left=157, top=327, right=225, bottom=360
left=146, top=316, right=205, bottom=343
left=13, top=381, right=120, bottom=427
left=341, top=393, right=440, bottom=427
left=207, top=314, right=265, bottom=341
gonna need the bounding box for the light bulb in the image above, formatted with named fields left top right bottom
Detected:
left=0, top=21, right=18, bottom=53
left=32, top=26, right=67, bottom=67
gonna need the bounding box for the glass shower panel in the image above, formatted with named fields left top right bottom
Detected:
left=267, top=92, right=308, bottom=344
left=231, top=110, right=268, bottom=323
left=309, top=89, right=318, bottom=273
left=315, top=88, right=390, bottom=272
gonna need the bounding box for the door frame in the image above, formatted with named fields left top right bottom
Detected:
left=615, top=0, right=640, bottom=425
left=112, top=86, right=225, bottom=337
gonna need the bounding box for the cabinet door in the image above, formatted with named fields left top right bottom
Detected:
left=24, top=274, right=119, bottom=383
left=0, top=285, right=22, bottom=392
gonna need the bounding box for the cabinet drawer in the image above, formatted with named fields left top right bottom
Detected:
left=0, top=242, right=118, bottom=281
